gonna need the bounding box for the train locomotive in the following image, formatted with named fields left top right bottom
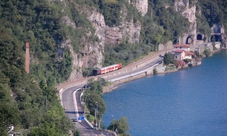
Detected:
left=93, top=63, right=122, bottom=75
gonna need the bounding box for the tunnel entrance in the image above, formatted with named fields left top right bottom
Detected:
left=197, top=34, right=202, bottom=40
left=186, top=36, right=193, bottom=44
left=210, top=35, right=222, bottom=42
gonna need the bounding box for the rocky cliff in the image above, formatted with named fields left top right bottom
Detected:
left=86, top=9, right=141, bottom=46
left=129, top=0, right=148, bottom=16
left=175, top=0, right=197, bottom=48
left=61, top=0, right=226, bottom=81
left=65, top=0, right=146, bottom=81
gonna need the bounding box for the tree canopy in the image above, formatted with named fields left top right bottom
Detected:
left=108, top=117, right=130, bottom=136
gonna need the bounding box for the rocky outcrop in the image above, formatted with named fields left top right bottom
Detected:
left=62, top=16, right=76, bottom=29
left=60, top=2, right=142, bottom=81
left=211, top=23, right=225, bottom=34
left=158, top=41, right=174, bottom=51
left=61, top=39, right=83, bottom=80
left=175, top=0, right=197, bottom=49
left=61, top=38, right=103, bottom=81
left=86, top=9, right=141, bottom=46
left=61, top=15, right=103, bottom=81
left=129, top=0, right=148, bottom=16
left=211, top=23, right=227, bottom=47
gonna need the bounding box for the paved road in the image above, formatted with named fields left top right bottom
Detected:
left=60, top=50, right=167, bottom=135
left=104, top=56, right=162, bottom=81
left=62, top=86, right=78, bottom=119
left=62, top=86, right=115, bottom=135
left=75, top=122, right=115, bottom=136
left=57, top=50, right=168, bottom=91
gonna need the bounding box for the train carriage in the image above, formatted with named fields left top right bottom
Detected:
left=93, top=63, right=122, bottom=75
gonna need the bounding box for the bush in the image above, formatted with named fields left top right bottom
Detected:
left=203, top=48, right=211, bottom=57
left=108, top=117, right=130, bottom=135
left=153, top=68, right=157, bottom=75
left=183, top=59, right=191, bottom=64
left=82, top=68, right=93, bottom=77
left=163, top=53, right=175, bottom=65
left=84, top=79, right=106, bottom=120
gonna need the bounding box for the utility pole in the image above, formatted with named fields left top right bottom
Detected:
left=95, top=102, right=98, bottom=129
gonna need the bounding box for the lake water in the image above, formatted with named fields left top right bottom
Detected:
left=102, top=50, right=227, bottom=136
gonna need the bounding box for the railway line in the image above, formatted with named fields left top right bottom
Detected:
left=58, top=49, right=169, bottom=135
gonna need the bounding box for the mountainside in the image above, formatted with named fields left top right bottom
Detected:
left=0, top=0, right=227, bottom=135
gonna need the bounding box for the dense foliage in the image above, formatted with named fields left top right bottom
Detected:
left=104, top=43, right=151, bottom=66
left=196, top=0, right=227, bottom=35
left=142, top=0, right=189, bottom=45
left=103, top=0, right=189, bottom=66
left=0, top=0, right=73, bottom=86
left=108, top=117, right=130, bottom=136
left=163, top=53, right=175, bottom=65
left=83, top=78, right=106, bottom=125
left=0, top=1, right=76, bottom=135
left=0, top=24, right=73, bottom=136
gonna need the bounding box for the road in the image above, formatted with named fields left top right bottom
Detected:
left=59, top=50, right=168, bottom=135
left=105, top=56, right=162, bottom=82
left=62, top=86, right=115, bottom=136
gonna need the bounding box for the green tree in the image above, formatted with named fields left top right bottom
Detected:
left=108, top=117, right=130, bottom=136
left=86, top=93, right=106, bottom=119
left=73, top=129, right=81, bottom=136
left=163, top=53, right=175, bottom=65
left=153, top=68, right=157, bottom=75
left=30, top=122, right=61, bottom=136
left=87, top=79, right=103, bottom=94
left=204, top=48, right=211, bottom=57
left=0, top=103, right=19, bottom=135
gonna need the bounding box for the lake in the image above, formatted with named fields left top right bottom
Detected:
left=103, top=50, right=227, bottom=136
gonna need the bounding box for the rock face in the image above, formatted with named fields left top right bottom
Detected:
left=62, top=38, right=103, bottom=81
left=62, top=5, right=141, bottom=81
left=158, top=41, right=174, bottom=51
left=62, top=16, right=76, bottom=29
left=211, top=23, right=227, bottom=47
left=175, top=0, right=197, bottom=49
left=130, top=0, right=148, bottom=16
left=87, top=9, right=141, bottom=46
left=61, top=39, right=83, bottom=80
left=61, top=0, right=227, bottom=81
left=61, top=13, right=103, bottom=81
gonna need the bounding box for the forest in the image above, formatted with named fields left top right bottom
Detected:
left=0, top=0, right=74, bottom=135
left=0, top=0, right=227, bottom=135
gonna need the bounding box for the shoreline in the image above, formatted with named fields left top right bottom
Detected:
left=103, top=49, right=221, bottom=93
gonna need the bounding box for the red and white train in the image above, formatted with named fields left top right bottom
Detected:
left=93, top=63, right=122, bottom=75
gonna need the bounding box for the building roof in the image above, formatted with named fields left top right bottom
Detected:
left=174, top=44, right=190, bottom=48
left=173, top=50, right=184, bottom=53
left=185, top=51, right=195, bottom=56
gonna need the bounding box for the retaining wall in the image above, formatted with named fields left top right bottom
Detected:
left=103, top=66, right=155, bottom=93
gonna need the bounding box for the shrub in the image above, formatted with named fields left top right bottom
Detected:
left=203, top=48, right=211, bottom=57
left=183, top=59, right=191, bottom=64
left=153, top=68, right=157, bottom=75
left=163, top=53, right=175, bottom=65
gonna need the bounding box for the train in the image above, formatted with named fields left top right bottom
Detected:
left=93, top=63, right=122, bottom=75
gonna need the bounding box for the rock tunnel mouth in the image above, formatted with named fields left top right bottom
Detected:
left=186, top=36, right=193, bottom=44
left=210, top=35, right=222, bottom=42
left=197, top=34, right=202, bottom=40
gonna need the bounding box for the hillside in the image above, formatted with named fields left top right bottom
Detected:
left=0, top=0, right=227, bottom=135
